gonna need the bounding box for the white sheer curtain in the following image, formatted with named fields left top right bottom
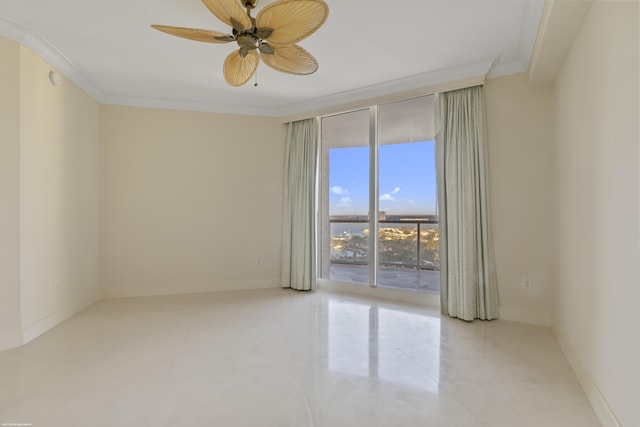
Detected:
left=435, top=85, right=499, bottom=320
left=282, top=118, right=319, bottom=291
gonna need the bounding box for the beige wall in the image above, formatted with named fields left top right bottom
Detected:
left=100, top=106, right=286, bottom=298
left=0, top=38, right=22, bottom=350
left=553, top=2, right=639, bottom=426
left=17, top=45, right=101, bottom=343
left=485, top=73, right=555, bottom=325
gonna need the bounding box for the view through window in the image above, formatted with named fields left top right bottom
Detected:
left=319, top=96, right=439, bottom=293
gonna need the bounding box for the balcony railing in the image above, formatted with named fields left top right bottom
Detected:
left=329, top=217, right=440, bottom=271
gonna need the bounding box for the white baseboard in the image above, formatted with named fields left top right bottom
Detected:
left=22, top=312, right=59, bottom=344
left=498, top=306, right=551, bottom=326
left=20, top=297, right=102, bottom=346
left=0, top=328, right=23, bottom=352
left=317, top=282, right=557, bottom=324
left=553, top=327, right=621, bottom=427
left=102, top=279, right=281, bottom=299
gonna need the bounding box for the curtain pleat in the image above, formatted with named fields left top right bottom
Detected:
left=435, top=86, right=498, bottom=320
left=282, top=118, right=319, bottom=291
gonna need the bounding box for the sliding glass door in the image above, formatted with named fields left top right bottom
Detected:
left=319, top=109, right=371, bottom=284
left=376, top=97, right=439, bottom=292
left=319, top=96, right=438, bottom=293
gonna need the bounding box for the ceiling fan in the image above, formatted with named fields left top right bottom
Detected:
left=152, top=0, right=329, bottom=87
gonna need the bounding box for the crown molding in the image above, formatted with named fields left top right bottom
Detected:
left=518, top=0, right=546, bottom=68
left=277, top=59, right=494, bottom=120
left=0, top=17, right=106, bottom=103
left=528, top=0, right=592, bottom=87
left=487, top=0, right=544, bottom=79
left=0, top=16, right=24, bottom=41
left=102, top=94, right=281, bottom=117
left=488, top=59, right=528, bottom=79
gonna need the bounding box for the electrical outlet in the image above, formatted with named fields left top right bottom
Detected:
left=521, top=277, right=532, bottom=290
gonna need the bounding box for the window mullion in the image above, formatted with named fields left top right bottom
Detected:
left=368, top=106, right=379, bottom=287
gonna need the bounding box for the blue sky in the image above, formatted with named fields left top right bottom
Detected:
left=329, top=141, right=437, bottom=215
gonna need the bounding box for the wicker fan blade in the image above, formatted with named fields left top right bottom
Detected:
left=151, top=25, right=233, bottom=43
left=224, top=49, right=259, bottom=86
left=202, top=0, right=251, bottom=29
left=256, top=0, right=328, bottom=46
left=261, top=44, right=318, bottom=75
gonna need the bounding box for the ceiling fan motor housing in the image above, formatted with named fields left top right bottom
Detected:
left=238, top=34, right=260, bottom=52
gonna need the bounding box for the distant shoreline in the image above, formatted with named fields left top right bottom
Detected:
left=329, top=215, right=438, bottom=223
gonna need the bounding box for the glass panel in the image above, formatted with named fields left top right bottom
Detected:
left=379, top=222, right=418, bottom=266
left=320, top=109, right=370, bottom=285
left=331, top=221, right=369, bottom=263
left=377, top=96, right=439, bottom=293
left=420, top=223, right=440, bottom=270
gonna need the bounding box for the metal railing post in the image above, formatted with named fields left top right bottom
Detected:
left=416, top=222, right=421, bottom=270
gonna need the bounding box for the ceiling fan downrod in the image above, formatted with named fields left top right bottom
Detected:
left=242, top=0, right=259, bottom=10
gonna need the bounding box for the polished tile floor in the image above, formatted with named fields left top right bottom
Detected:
left=0, top=289, right=600, bottom=426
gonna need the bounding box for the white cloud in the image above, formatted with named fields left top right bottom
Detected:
left=330, top=186, right=349, bottom=196
left=337, top=197, right=352, bottom=207
left=380, top=187, right=400, bottom=202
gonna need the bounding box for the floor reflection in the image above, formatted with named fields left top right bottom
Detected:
left=327, top=299, right=440, bottom=392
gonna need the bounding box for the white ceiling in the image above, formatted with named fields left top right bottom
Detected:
left=0, top=0, right=544, bottom=117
